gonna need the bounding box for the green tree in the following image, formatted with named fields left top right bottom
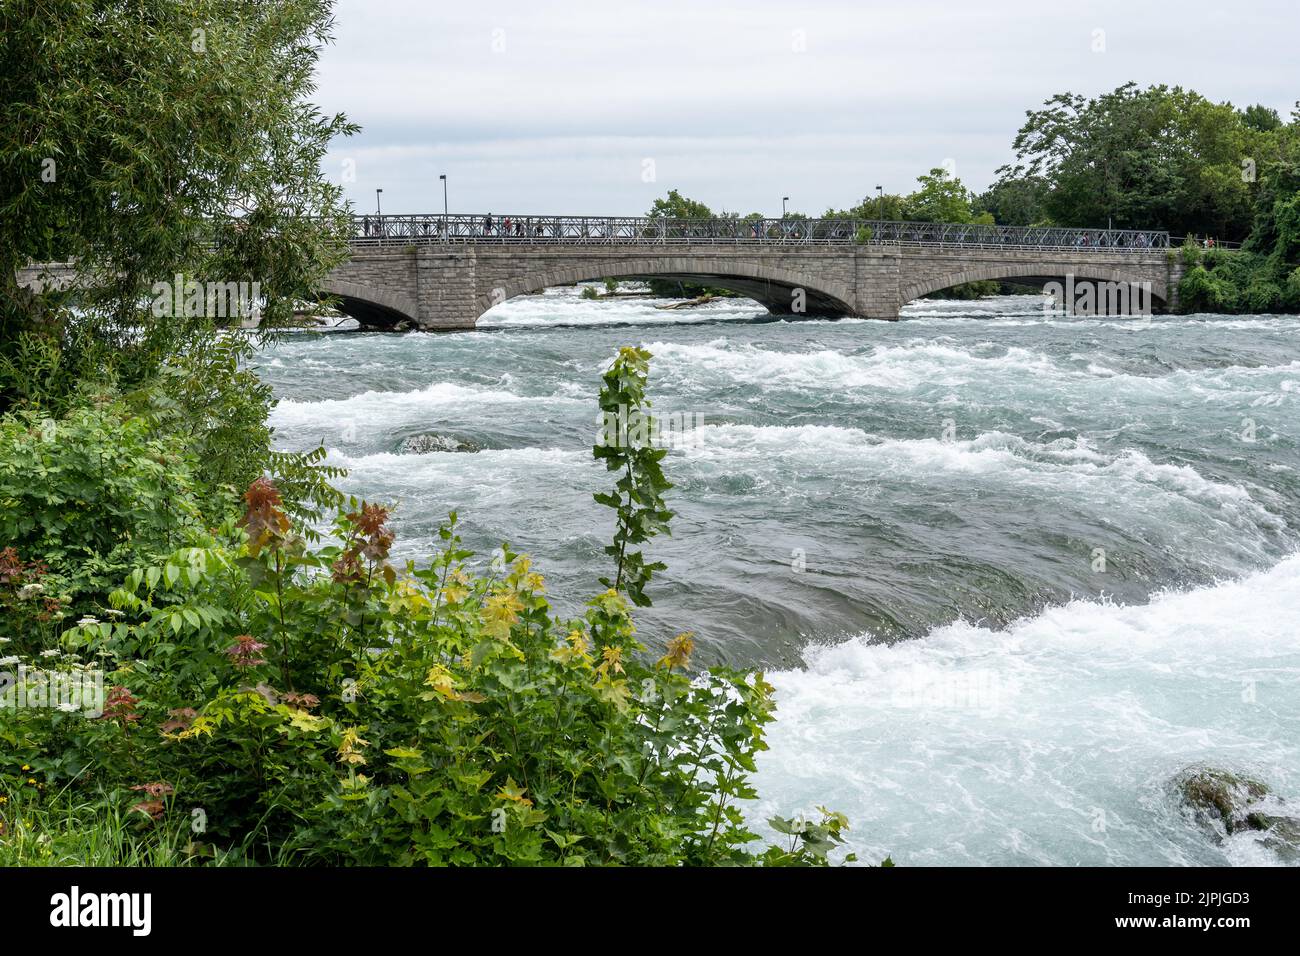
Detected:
left=0, top=0, right=358, bottom=413
left=1243, top=114, right=1300, bottom=263
left=903, top=167, right=980, bottom=223
left=647, top=189, right=713, bottom=220
left=642, top=191, right=744, bottom=298
left=1241, top=104, right=1283, bottom=133
left=974, top=176, right=1051, bottom=226
left=824, top=193, right=908, bottom=222
left=999, top=83, right=1258, bottom=239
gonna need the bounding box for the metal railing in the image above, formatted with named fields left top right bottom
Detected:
left=347, top=214, right=1171, bottom=252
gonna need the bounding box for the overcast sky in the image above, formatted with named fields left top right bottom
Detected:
left=316, top=0, right=1296, bottom=217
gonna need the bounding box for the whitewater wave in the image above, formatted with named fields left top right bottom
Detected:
left=268, top=380, right=584, bottom=449
left=641, top=338, right=1300, bottom=411
left=645, top=338, right=1065, bottom=392
left=324, top=445, right=587, bottom=472
left=481, top=284, right=767, bottom=327
left=273, top=380, right=564, bottom=417
left=669, top=423, right=1285, bottom=540
left=754, top=552, right=1300, bottom=866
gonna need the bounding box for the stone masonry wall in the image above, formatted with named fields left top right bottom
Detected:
left=20, top=245, right=1184, bottom=330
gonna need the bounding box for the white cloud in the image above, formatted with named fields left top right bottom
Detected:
left=317, top=0, right=1298, bottom=215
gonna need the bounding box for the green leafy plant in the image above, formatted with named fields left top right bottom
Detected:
left=592, top=347, right=674, bottom=607
left=0, top=399, right=211, bottom=638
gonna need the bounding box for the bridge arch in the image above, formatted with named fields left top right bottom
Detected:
left=475, top=256, right=858, bottom=322
left=899, top=263, right=1169, bottom=310
left=317, top=279, right=419, bottom=328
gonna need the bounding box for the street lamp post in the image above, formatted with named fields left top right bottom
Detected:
left=439, top=174, right=448, bottom=238
left=782, top=196, right=789, bottom=218
left=876, top=185, right=884, bottom=221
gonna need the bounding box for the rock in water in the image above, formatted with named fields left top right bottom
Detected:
left=1173, top=766, right=1269, bottom=832
left=1245, top=813, right=1300, bottom=863
left=1172, top=766, right=1300, bottom=861
left=397, top=433, right=480, bottom=455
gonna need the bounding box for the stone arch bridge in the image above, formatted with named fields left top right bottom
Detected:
left=20, top=215, right=1183, bottom=329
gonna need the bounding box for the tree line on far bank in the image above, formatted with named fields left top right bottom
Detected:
left=645, top=83, right=1300, bottom=312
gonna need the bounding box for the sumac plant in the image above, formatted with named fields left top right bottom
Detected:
left=1, top=350, right=863, bottom=866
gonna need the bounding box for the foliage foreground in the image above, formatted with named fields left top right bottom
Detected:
left=1, top=348, right=862, bottom=866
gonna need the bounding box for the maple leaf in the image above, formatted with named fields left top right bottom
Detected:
left=482, top=591, right=523, bottom=641
left=496, top=777, right=533, bottom=807
left=656, top=632, right=695, bottom=671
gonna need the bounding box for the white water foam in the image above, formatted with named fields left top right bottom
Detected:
left=668, top=423, right=1285, bottom=558
left=641, top=338, right=1300, bottom=413
left=269, top=380, right=583, bottom=448
left=645, top=338, right=1065, bottom=392
left=754, top=552, right=1300, bottom=866
left=480, top=284, right=767, bottom=326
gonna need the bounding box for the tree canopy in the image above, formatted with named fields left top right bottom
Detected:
left=995, top=82, right=1269, bottom=239
left=647, top=189, right=714, bottom=219
left=0, top=0, right=358, bottom=411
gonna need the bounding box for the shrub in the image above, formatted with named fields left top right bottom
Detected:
left=1285, top=266, right=1300, bottom=309
left=0, top=333, right=342, bottom=643
left=925, top=280, right=1001, bottom=300
left=1245, top=279, right=1284, bottom=313
left=1177, top=250, right=1291, bottom=314
left=0, top=399, right=212, bottom=642
left=1179, top=265, right=1228, bottom=312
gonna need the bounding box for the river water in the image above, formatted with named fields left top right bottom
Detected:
left=257, top=288, right=1300, bottom=866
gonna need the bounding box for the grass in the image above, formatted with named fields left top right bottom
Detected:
left=0, top=782, right=272, bottom=866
